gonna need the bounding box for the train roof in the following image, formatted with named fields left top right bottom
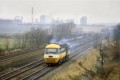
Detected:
left=46, top=44, right=60, bottom=48
left=46, top=43, right=68, bottom=48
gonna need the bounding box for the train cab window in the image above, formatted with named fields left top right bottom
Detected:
left=45, top=48, right=58, bottom=54
left=60, top=48, right=66, bottom=53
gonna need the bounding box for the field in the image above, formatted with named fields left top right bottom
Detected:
left=0, top=38, right=16, bottom=50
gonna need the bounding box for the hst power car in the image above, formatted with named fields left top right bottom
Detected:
left=44, top=43, right=70, bottom=65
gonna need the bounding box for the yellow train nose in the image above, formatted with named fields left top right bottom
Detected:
left=44, top=58, right=59, bottom=63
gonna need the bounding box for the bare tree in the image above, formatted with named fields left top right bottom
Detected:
left=21, top=32, right=28, bottom=49
left=5, top=36, right=9, bottom=52
left=14, top=27, right=51, bottom=50
left=52, top=22, right=75, bottom=41
left=26, top=28, right=49, bottom=48
left=113, top=24, right=120, bottom=60
left=14, top=34, right=20, bottom=49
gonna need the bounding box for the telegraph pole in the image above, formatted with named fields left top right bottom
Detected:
left=32, top=7, right=34, bottom=24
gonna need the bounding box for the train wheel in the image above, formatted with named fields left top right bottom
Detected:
left=63, top=57, right=66, bottom=62
left=65, top=55, right=69, bottom=61
left=47, top=63, right=50, bottom=66
left=58, top=59, right=62, bottom=65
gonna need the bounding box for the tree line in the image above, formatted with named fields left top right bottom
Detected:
left=51, top=22, right=75, bottom=41
left=0, top=22, right=75, bottom=54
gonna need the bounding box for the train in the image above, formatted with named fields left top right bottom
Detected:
left=44, top=43, right=70, bottom=65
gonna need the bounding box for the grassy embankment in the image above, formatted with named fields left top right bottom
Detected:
left=50, top=49, right=100, bottom=80
left=50, top=44, right=120, bottom=80
left=94, top=45, right=120, bottom=80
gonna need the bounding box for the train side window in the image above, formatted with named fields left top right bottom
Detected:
left=58, top=49, right=60, bottom=53
left=60, top=48, right=65, bottom=53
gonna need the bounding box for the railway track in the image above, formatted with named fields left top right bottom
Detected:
left=21, top=65, right=52, bottom=80
left=0, top=50, right=44, bottom=77
left=0, top=50, right=44, bottom=75
left=0, top=59, right=44, bottom=80
left=0, top=50, right=42, bottom=63
left=0, top=36, right=100, bottom=80
left=0, top=47, right=45, bottom=61
left=21, top=37, right=99, bottom=80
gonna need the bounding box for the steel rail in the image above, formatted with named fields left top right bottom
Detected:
left=0, top=59, right=44, bottom=80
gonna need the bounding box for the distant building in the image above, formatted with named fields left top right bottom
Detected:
left=80, top=16, right=87, bottom=25
left=51, top=19, right=63, bottom=25
left=40, top=15, right=45, bottom=25
left=14, top=16, right=23, bottom=24
left=35, top=19, right=39, bottom=24
left=65, top=19, right=74, bottom=23
left=0, top=19, right=14, bottom=24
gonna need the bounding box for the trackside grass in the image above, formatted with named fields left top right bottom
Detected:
left=50, top=42, right=120, bottom=80
left=50, top=49, right=100, bottom=80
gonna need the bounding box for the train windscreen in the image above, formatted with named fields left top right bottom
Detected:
left=45, top=48, right=58, bottom=54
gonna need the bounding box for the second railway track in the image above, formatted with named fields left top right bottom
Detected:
left=0, top=59, right=44, bottom=80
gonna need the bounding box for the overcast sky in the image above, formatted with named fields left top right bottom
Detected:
left=0, top=0, right=120, bottom=24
